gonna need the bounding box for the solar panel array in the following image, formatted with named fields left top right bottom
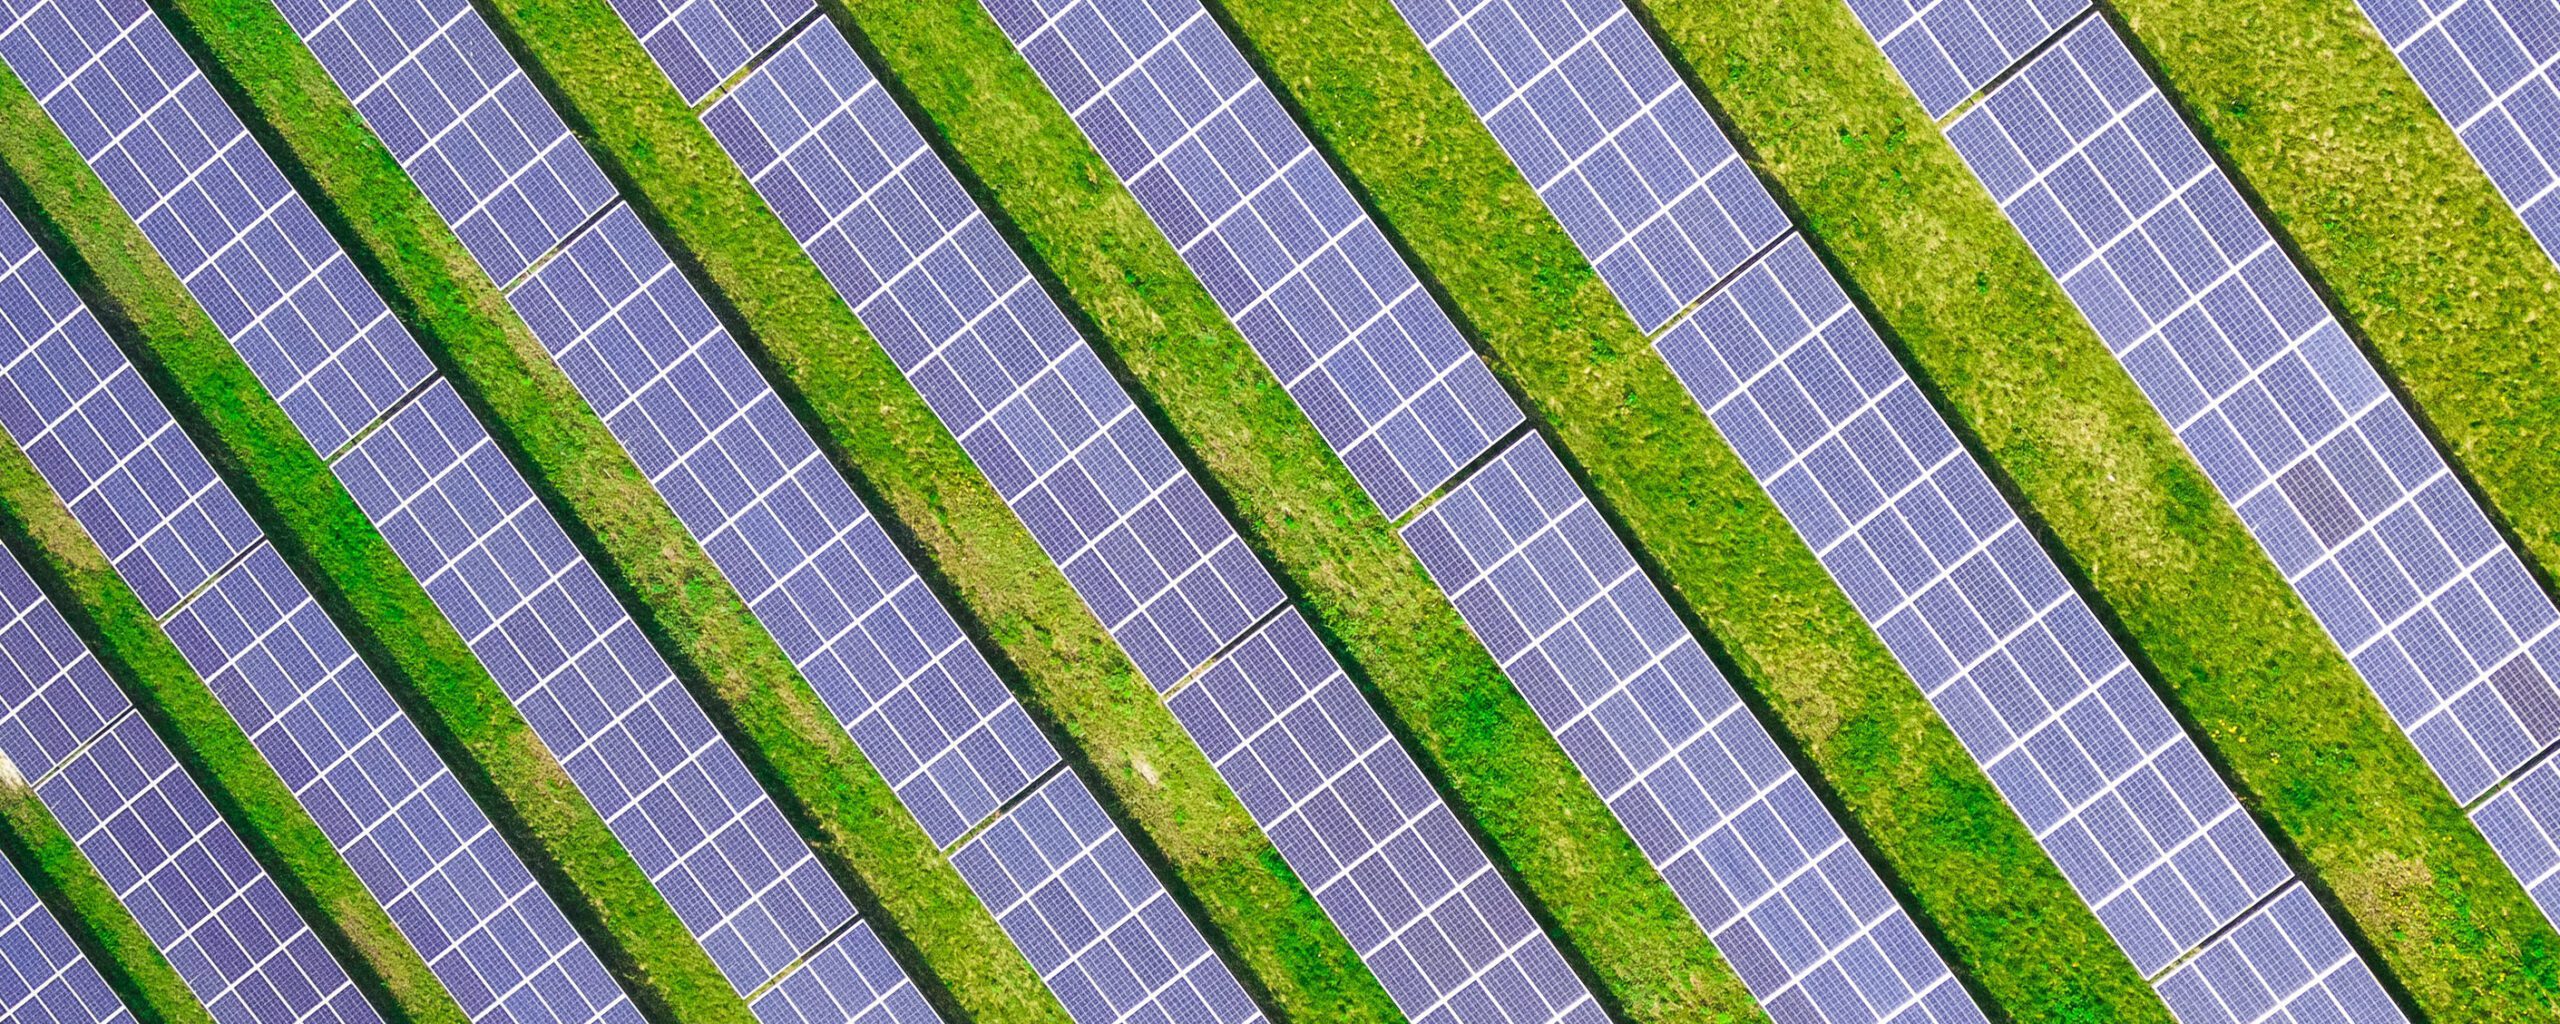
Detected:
left=699, top=23, right=1283, bottom=688
left=2473, top=755, right=2560, bottom=919
left=1388, top=0, right=1789, bottom=331
left=747, top=923, right=937, bottom=1024
left=0, top=854, right=133, bottom=1024
left=508, top=202, right=1058, bottom=846
left=982, top=0, right=1525, bottom=517
left=2358, top=0, right=2560, bottom=268
left=1171, top=609, right=1602, bottom=1024
left=0, top=541, right=381, bottom=1024
left=1836, top=0, right=2089, bottom=117
left=951, top=771, right=1265, bottom=1024
left=270, top=0, right=617, bottom=283
left=2155, top=885, right=2402, bottom=1024
left=1404, top=434, right=1981, bottom=1024
left=0, top=201, right=643, bottom=1024
left=596, top=0, right=808, bottom=102
left=0, top=0, right=431, bottom=456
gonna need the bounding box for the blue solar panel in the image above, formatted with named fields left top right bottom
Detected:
left=697, top=23, right=1283, bottom=688
left=978, top=0, right=1525, bottom=517
left=951, top=771, right=1265, bottom=1024
left=41, top=712, right=382, bottom=1024
left=592, top=0, right=810, bottom=103
left=1836, top=0, right=2088, bottom=118
left=1169, top=609, right=1601, bottom=1024
left=269, top=0, right=618, bottom=283
left=1404, top=433, right=1984, bottom=1024
left=333, top=381, right=853, bottom=995
left=0, top=0, right=434, bottom=456
left=1656, top=234, right=2306, bottom=977
left=507, top=202, right=1058, bottom=846
left=1387, top=0, right=1789, bottom=331
left=1942, top=18, right=2560, bottom=806
left=0, top=550, right=122, bottom=784
left=2472, top=756, right=2560, bottom=932
left=0, top=215, right=263, bottom=615
left=748, top=922, right=939, bottom=1024
left=2155, top=885, right=2401, bottom=1024
left=2358, top=0, right=2560, bottom=268
left=0, top=854, right=134, bottom=1024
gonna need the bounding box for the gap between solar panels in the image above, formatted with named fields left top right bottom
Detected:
left=1843, top=0, right=2560, bottom=975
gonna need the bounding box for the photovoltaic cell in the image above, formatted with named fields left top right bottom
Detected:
left=0, top=214, right=260, bottom=615
left=1836, top=0, right=2088, bottom=118
left=0, top=0, right=434, bottom=456
left=1942, top=19, right=2560, bottom=805
left=1387, top=0, right=1789, bottom=331
left=1169, top=609, right=1601, bottom=1024
left=508, top=202, right=1058, bottom=846
left=2473, top=756, right=2560, bottom=931
left=699, top=23, right=1283, bottom=687
left=0, top=551, right=124, bottom=785
left=1404, top=433, right=1982, bottom=1024
left=2357, top=0, right=2560, bottom=268
left=952, top=771, right=1264, bottom=1024
left=2154, top=885, right=2401, bottom=1024
left=1655, top=234, right=2297, bottom=976
left=333, top=381, right=855, bottom=995
left=269, top=0, right=617, bottom=283
left=0, top=855, right=133, bottom=1024
left=980, top=0, right=1525, bottom=517
left=748, top=922, right=938, bottom=1024
left=592, top=0, right=810, bottom=103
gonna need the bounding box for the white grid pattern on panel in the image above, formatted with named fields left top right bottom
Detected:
left=0, top=534, right=129, bottom=782
left=1654, top=234, right=2295, bottom=976
left=980, top=0, right=1525, bottom=517
left=1168, top=609, right=1601, bottom=1024
left=270, top=0, right=618, bottom=283
left=1835, top=0, right=2088, bottom=118
left=1388, top=0, right=1790, bottom=331
left=749, top=923, right=941, bottom=1024
left=0, top=856, right=134, bottom=1024
left=163, top=547, right=642, bottom=1024
left=1403, top=433, right=1983, bottom=1024
left=2472, top=755, right=2560, bottom=932
left=507, top=201, right=1059, bottom=846
left=40, top=713, right=380, bottom=1024
left=0, top=215, right=261, bottom=615
left=2359, top=0, right=2560, bottom=267
left=952, top=771, right=1264, bottom=1024
left=591, top=0, right=810, bottom=103
left=332, top=381, right=854, bottom=995
left=2155, top=885, right=2403, bottom=1024
left=0, top=0, right=434, bottom=455
left=1943, top=19, right=2560, bottom=805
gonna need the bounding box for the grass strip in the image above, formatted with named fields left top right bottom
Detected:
left=0, top=40, right=768, bottom=1024
left=1634, top=0, right=2560, bottom=1013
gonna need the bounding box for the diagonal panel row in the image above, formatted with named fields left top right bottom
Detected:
left=1404, top=434, right=1981, bottom=1024
left=981, top=0, right=1525, bottom=517
left=603, top=0, right=806, bottom=104
left=0, top=540, right=378, bottom=1024
left=0, top=851, right=134, bottom=1024
left=2356, top=0, right=2560, bottom=270
left=1835, top=0, right=2088, bottom=118
left=0, top=201, right=639, bottom=1024
left=699, top=22, right=1282, bottom=689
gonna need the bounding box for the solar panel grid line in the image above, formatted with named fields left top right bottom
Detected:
left=592, top=0, right=812, bottom=104
left=2357, top=0, right=2560, bottom=263
left=745, top=922, right=939, bottom=1024
left=1834, top=0, right=2090, bottom=118
left=2154, top=885, right=2402, bottom=1024
left=0, top=856, right=136, bottom=1024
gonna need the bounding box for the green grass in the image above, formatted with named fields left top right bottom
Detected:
left=0, top=45, right=769, bottom=1024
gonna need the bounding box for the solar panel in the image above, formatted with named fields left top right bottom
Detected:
left=1943, top=18, right=2560, bottom=805
left=978, top=0, right=1525, bottom=517
left=698, top=22, right=1284, bottom=687
left=2357, top=0, right=2560, bottom=268
left=269, top=0, right=618, bottom=283
left=0, top=854, right=134, bottom=1024
left=748, top=922, right=939, bottom=1024
left=2472, top=756, right=2560, bottom=931
left=1655, top=234, right=2297, bottom=976
left=41, top=712, right=382, bottom=1024
left=0, top=215, right=264, bottom=615
left=2154, top=884, right=2401, bottom=1024
left=506, top=201, right=1059, bottom=846
left=951, top=770, right=1265, bottom=1024
left=1169, top=609, right=1601, bottom=1024
left=591, top=0, right=810, bottom=103
left=0, top=547, right=125, bottom=784
left=1836, top=0, right=2089, bottom=118
left=1386, top=0, right=1790, bottom=331
left=1403, top=433, right=1984, bottom=1024
left=333, top=380, right=854, bottom=995
left=0, top=0, right=436, bottom=456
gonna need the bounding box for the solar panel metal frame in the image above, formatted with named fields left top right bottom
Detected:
left=2356, top=0, right=2560, bottom=269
